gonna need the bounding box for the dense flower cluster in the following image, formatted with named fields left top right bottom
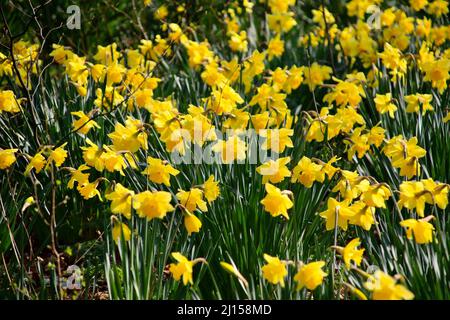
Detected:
left=1, top=0, right=449, bottom=300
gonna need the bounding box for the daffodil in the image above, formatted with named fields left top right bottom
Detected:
left=133, top=190, right=174, bottom=220
left=112, top=221, right=131, bottom=244
left=108, top=117, right=148, bottom=153
left=267, top=36, right=285, bottom=60
left=67, top=164, right=90, bottom=189
left=71, top=111, right=100, bottom=135
left=341, top=238, right=365, bottom=269
left=398, top=181, right=427, bottom=217
left=361, top=184, right=391, bottom=208
left=77, top=179, right=102, bottom=200
left=142, top=157, right=179, bottom=187
left=422, top=57, right=450, bottom=93
left=400, top=216, right=434, bottom=244
left=169, top=252, right=205, bottom=286
left=256, top=157, right=291, bottom=184
left=294, top=261, right=327, bottom=291
left=303, top=63, right=333, bottom=91
left=184, top=211, right=202, bottom=235
left=291, top=156, right=324, bottom=187
left=260, top=129, right=293, bottom=153
left=0, top=90, right=21, bottom=113
left=203, top=175, right=220, bottom=203
left=378, top=43, right=407, bottom=81
left=374, top=93, right=397, bottom=118
left=404, top=94, right=433, bottom=115
left=364, top=270, right=414, bottom=300
left=105, top=183, right=135, bottom=219
left=260, top=183, right=293, bottom=219
left=25, top=152, right=46, bottom=175
left=0, top=149, right=18, bottom=170
left=349, top=201, right=376, bottom=231
left=422, top=179, right=449, bottom=210
left=261, top=254, right=288, bottom=287
left=176, top=188, right=208, bottom=212
left=46, top=143, right=68, bottom=168
left=212, top=135, right=247, bottom=164
left=319, top=197, right=356, bottom=231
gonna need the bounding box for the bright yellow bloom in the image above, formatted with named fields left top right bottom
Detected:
left=317, top=158, right=337, bottom=181
left=398, top=181, right=427, bottom=217
left=260, top=183, right=293, bottom=219
left=142, top=157, right=179, bottom=187
left=291, top=156, right=324, bottom=187
left=267, top=12, right=297, bottom=34
left=384, top=135, right=427, bottom=163
left=260, top=129, right=293, bottom=153
left=108, top=117, right=148, bottom=153
left=405, top=94, right=433, bottom=115
left=427, top=0, right=449, bottom=17
left=47, top=143, right=68, bottom=168
left=294, top=261, right=327, bottom=291
left=361, top=184, right=391, bottom=208
left=154, top=5, right=168, bottom=20
left=332, top=170, right=370, bottom=200
left=342, top=238, right=365, bottom=269
left=212, top=135, right=247, bottom=164
left=168, top=23, right=184, bottom=42
left=0, top=90, right=21, bottom=113
left=267, top=36, right=285, bottom=60
left=383, top=135, right=426, bottom=178
left=346, top=127, right=370, bottom=160
left=268, top=0, right=296, bottom=14
left=77, top=180, right=102, bottom=200
left=203, top=175, right=220, bottom=203
left=25, top=152, right=46, bottom=175
left=303, top=63, right=333, bottom=91
left=256, top=157, right=291, bottom=184
left=422, top=179, right=449, bottom=210
left=49, top=44, right=73, bottom=64
left=251, top=112, right=270, bottom=132
left=184, top=211, right=202, bottom=235
left=374, top=93, right=397, bottom=118
left=261, top=254, right=288, bottom=287
left=346, top=0, right=382, bottom=18
left=410, top=0, right=429, bottom=11
left=93, top=43, right=121, bottom=65
left=228, top=31, right=248, bottom=52
left=81, top=139, right=104, bottom=171
left=0, top=149, right=18, bottom=170
left=177, top=188, right=208, bottom=212
left=183, top=40, right=214, bottom=69
left=365, top=270, right=414, bottom=300
left=349, top=201, right=376, bottom=231
left=367, top=126, right=386, bottom=148
left=169, top=252, right=204, bottom=286
left=378, top=43, right=407, bottom=81
left=400, top=217, right=434, bottom=244
left=71, top=111, right=100, bottom=135
left=112, top=221, right=131, bottom=244
left=319, top=197, right=356, bottom=231
left=323, top=79, right=365, bottom=108
left=67, top=164, right=90, bottom=189
left=133, top=190, right=174, bottom=220
left=422, top=57, right=450, bottom=93
left=206, top=84, right=244, bottom=115
left=444, top=113, right=450, bottom=123
left=105, top=183, right=135, bottom=219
